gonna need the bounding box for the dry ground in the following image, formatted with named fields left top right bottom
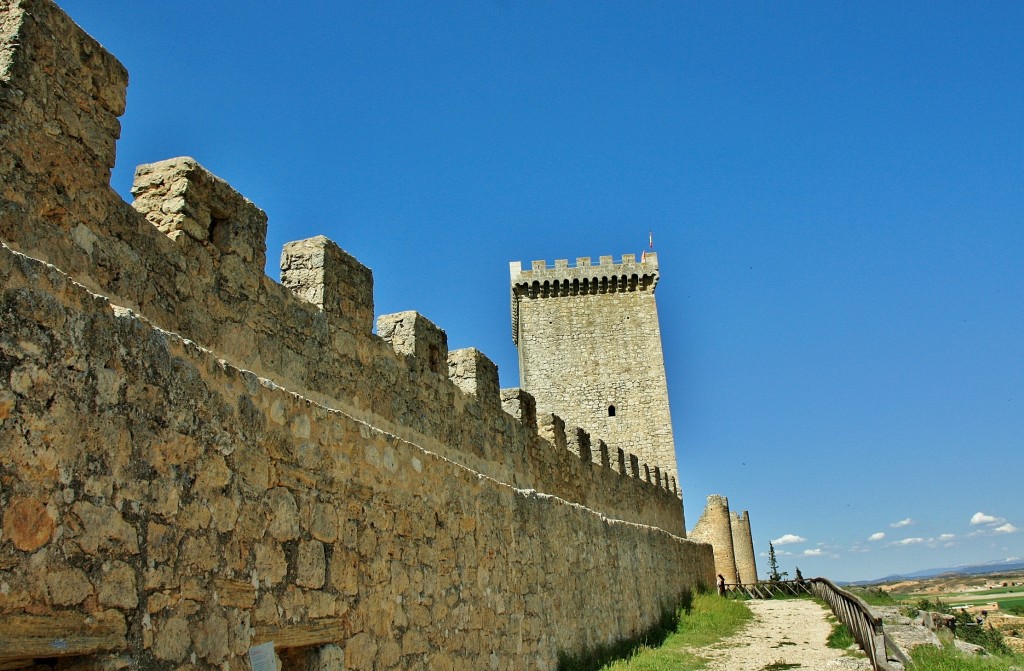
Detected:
left=695, top=599, right=872, bottom=671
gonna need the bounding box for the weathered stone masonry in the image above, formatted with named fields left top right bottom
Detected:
left=0, top=1, right=714, bottom=669
left=511, top=256, right=678, bottom=484
left=688, top=495, right=759, bottom=586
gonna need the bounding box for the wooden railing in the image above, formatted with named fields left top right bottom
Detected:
left=809, top=577, right=908, bottom=671
left=723, top=578, right=811, bottom=599
left=722, top=577, right=908, bottom=671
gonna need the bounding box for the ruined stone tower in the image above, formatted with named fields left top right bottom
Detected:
left=730, top=510, right=758, bottom=584
left=690, top=495, right=740, bottom=583
left=510, top=253, right=678, bottom=480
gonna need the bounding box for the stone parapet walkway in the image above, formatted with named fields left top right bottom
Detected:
left=696, top=599, right=873, bottom=670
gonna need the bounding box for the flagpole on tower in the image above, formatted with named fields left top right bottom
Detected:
left=642, top=231, right=654, bottom=262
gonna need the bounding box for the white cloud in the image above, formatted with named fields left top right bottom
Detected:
left=890, top=518, right=914, bottom=528
left=994, top=523, right=1018, bottom=534
left=868, top=532, right=886, bottom=542
left=773, top=534, right=806, bottom=546
left=803, top=548, right=823, bottom=556
left=971, top=512, right=1003, bottom=526
left=896, top=537, right=925, bottom=545
left=939, top=533, right=955, bottom=541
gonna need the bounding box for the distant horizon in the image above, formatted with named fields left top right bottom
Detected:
left=60, top=0, right=1023, bottom=582
left=839, top=556, right=1024, bottom=586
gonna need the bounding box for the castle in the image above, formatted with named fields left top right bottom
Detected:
left=0, top=2, right=757, bottom=668
left=510, top=255, right=678, bottom=485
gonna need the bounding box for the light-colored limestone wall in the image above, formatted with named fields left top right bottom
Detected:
left=511, top=258, right=678, bottom=482
left=0, top=1, right=715, bottom=667
left=0, top=243, right=714, bottom=669
left=689, top=495, right=739, bottom=584
left=0, top=0, right=685, bottom=537
left=730, top=511, right=758, bottom=584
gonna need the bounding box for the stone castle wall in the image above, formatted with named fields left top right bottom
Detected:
left=511, top=256, right=678, bottom=482
left=0, top=1, right=714, bottom=668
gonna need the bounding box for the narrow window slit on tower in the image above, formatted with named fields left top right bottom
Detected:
left=608, top=405, right=616, bottom=417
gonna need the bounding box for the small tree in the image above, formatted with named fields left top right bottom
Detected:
left=795, top=566, right=804, bottom=582
left=767, top=542, right=788, bottom=582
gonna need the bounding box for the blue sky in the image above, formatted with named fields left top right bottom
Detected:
left=60, top=1, right=1022, bottom=583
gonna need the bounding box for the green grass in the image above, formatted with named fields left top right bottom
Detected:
left=845, top=587, right=897, bottom=606
left=995, top=596, right=1024, bottom=611
left=574, top=592, right=752, bottom=671
left=825, top=622, right=855, bottom=650
left=910, top=643, right=1024, bottom=671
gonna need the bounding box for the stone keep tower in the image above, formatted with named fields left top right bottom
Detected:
left=510, top=253, right=677, bottom=479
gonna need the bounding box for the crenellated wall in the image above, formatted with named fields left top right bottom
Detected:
left=0, top=1, right=713, bottom=668
left=0, top=0, right=684, bottom=539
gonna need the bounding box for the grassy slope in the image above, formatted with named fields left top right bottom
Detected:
left=598, top=593, right=753, bottom=671
left=911, top=644, right=1024, bottom=671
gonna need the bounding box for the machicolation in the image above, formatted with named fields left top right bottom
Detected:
left=0, top=2, right=720, bottom=669
left=511, top=253, right=678, bottom=484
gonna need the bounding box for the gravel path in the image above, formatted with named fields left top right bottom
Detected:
left=695, top=599, right=873, bottom=671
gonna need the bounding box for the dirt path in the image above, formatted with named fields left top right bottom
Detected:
left=695, top=599, right=873, bottom=671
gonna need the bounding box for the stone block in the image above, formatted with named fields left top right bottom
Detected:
left=500, top=388, right=537, bottom=431
left=310, top=644, right=345, bottom=671
left=629, top=453, right=640, bottom=478
left=376, top=311, right=448, bottom=375
left=297, top=540, right=327, bottom=589
left=0, top=0, right=128, bottom=190
left=447, top=348, right=500, bottom=410
left=2, top=496, right=55, bottom=551
left=537, top=413, right=567, bottom=451
left=617, top=448, right=626, bottom=475
left=132, top=157, right=268, bottom=268
left=280, top=235, right=374, bottom=334
left=596, top=439, right=610, bottom=469
left=566, top=427, right=591, bottom=462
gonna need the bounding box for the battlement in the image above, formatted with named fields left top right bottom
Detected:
left=509, top=253, right=659, bottom=303
left=0, top=0, right=682, bottom=518
left=0, top=3, right=709, bottom=666
left=509, top=253, right=660, bottom=348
